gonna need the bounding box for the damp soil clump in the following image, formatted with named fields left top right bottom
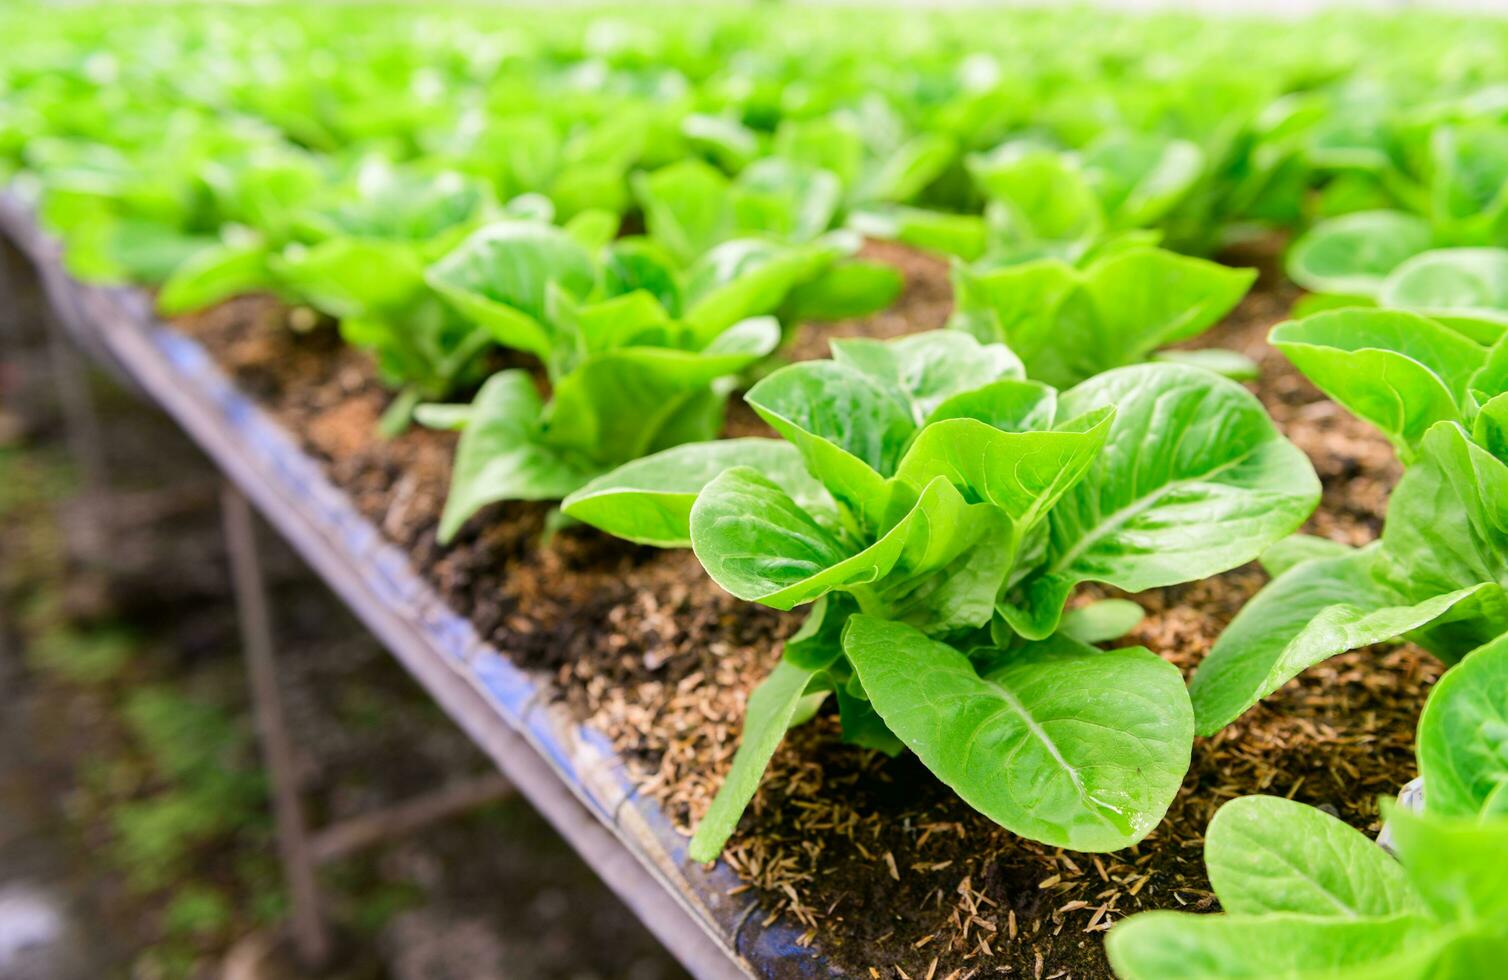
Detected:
left=171, top=239, right=1432, bottom=980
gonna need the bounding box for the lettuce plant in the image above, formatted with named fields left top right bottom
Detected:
left=562, top=330, right=1318, bottom=860
left=631, top=156, right=903, bottom=319
left=1190, top=309, right=1508, bottom=735
left=949, top=245, right=1256, bottom=387
left=1109, top=632, right=1508, bottom=979
left=423, top=221, right=882, bottom=541
left=1287, top=123, right=1508, bottom=302
left=852, top=132, right=1206, bottom=265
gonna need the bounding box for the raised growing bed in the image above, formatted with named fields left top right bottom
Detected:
left=3, top=193, right=1443, bottom=979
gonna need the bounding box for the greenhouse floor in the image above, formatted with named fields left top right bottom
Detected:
left=0, top=244, right=686, bottom=979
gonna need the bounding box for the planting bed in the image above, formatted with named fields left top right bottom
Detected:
left=161, top=240, right=1431, bottom=979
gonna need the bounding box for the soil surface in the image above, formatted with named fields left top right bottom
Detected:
left=170, top=239, right=1434, bottom=980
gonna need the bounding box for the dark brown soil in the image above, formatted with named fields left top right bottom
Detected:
left=169, top=239, right=1433, bottom=980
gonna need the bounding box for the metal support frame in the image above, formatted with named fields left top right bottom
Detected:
left=220, top=483, right=517, bottom=970
left=220, top=482, right=332, bottom=968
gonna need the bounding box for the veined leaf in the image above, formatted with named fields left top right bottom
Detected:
left=436, top=371, right=595, bottom=543
left=844, top=617, right=1192, bottom=851
left=426, top=221, right=597, bottom=364
left=1001, top=364, right=1319, bottom=640
left=1416, top=633, right=1508, bottom=820
left=745, top=359, right=914, bottom=531
left=830, top=331, right=1023, bottom=425
left=1383, top=803, right=1508, bottom=925
left=1188, top=547, right=1490, bottom=736
left=691, top=471, right=981, bottom=611
left=1206, top=796, right=1422, bottom=918
left=561, top=438, right=834, bottom=549
left=1286, top=210, right=1432, bottom=297
left=1107, top=911, right=1448, bottom=980
left=1270, top=309, right=1485, bottom=458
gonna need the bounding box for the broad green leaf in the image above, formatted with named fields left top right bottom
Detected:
left=1472, top=393, right=1508, bottom=461
left=954, top=248, right=1252, bottom=387
left=950, top=258, right=1083, bottom=369
left=681, top=113, right=759, bottom=173
left=602, top=238, right=683, bottom=317
left=1261, top=533, right=1355, bottom=577
left=562, top=207, right=618, bottom=252
left=1150, top=348, right=1261, bottom=382
left=561, top=438, right=833, bottom=549
left=1001, top=364, right=1319, bottom=640
left=1189, top=547, right=1491, bottom=735
left=547, top=319, right=779, bottom=462
left=1379, top=422, right=1508, bottom=611
left=688, top=658, right=819, bottom=863
left=426, top=221, right=596, bottom=362
left=861, top=133, right=955, bottom=204
left=774, top=117, right=864, bottom=188
left=892, top=409, right=1112, bottom=528
left=1107, top=911, right=1447, bottom=980
left=780, top=260, right=902, bottom=322
left=632, top=159, right=733, bottom=265
left=1384, top=803, right=1508, bottom=925
left=835, top=684, right=905, bottom=756
left=1271, top=309, right=1485, bottom=457
left=745, top=359, right=914, bottom=530
left=158, top=239, right=273, bottom=315
left=968, top=143, right=1103, bottom=243
left=1084, top=247, right=1255, bottom=362
left=783, top=593, right=855, bottom=671
left=683, top=237, right=841, bottom=340
left=1206, top=796, right=1421, bottom=918
left=1430, top=124, right=1508, bottom=233
left=688, top=466, right=852, bottom=607
left=560, top=289, right=675, bottom=356
left=847, top=206, right=988, bottom=260
left=1381, top=248, right=1508, bottom=324
left=1286, top=211, right=1433, bottom=297
left=1417, top=633, right=1508, bottom=819
left=437, top=371, right=595, bottom=543
left=924, top=378, right=1057, bottom=432
left=1082, top=133, right=1203, bottom=229
left=691, top=471, right=980, bottom=611
left=1059, top=598, right=1143, bottom=645
left=737, top=157, right=842, bottom=243
left=830, top=331, right=1023, bottom=425
left=844, top=617, right=1192, bottom=851
left=272, top=238, right=427, bottom=320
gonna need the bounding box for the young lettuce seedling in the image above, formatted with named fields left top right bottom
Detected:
left=1109, top=632, right=1508, bottom=980
left=1190, top=308, right=1508, bottom=735
left=949, top=244, right=1257, bottom=387
left=562, top=330, right=1318, bottom=860
left=423, top=218, right=884, bottom=542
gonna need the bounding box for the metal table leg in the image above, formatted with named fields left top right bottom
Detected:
left=220, top=482, right=332, bottom=969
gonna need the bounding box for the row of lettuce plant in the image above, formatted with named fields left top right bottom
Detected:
left=8, top=5, right=1508, bottom=292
